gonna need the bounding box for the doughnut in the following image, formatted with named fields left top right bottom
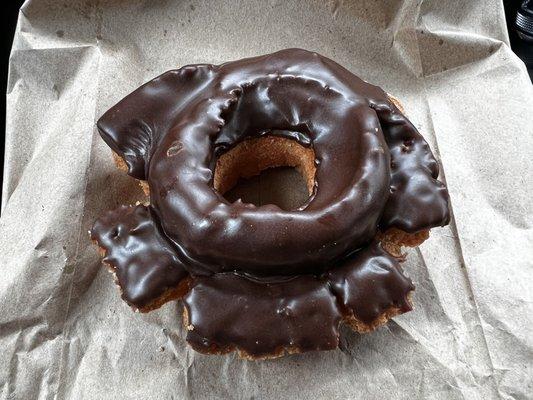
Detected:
left=90, top=49, right=450, bottom=359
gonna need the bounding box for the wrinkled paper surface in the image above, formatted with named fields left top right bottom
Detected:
left=1, top=1, right=532, bottom=399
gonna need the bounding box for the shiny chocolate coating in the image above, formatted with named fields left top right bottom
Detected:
left=96, top=48, right=450, bottom=277
left=91, top=49, right=451, bottom=355
left=183, top=242, right=412, bottom=357
left=327, top=244, right=414, bottom=323
left=90, top=205, right=187, bottom=309
left=184, top=274, right=341, bottom=357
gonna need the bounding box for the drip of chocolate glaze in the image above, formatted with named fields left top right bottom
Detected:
left=376, top=103, right=450, bottom=232
left=183, top=242, right=412, bottom=357
left=327, top=243, right=414, bottom=323
left=96, top=48, right=450, bottom=277
left=184, top=274, right=341, bottom=357
left=90, top=205, right=188, bottom=309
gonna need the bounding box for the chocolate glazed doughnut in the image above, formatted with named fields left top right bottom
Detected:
left=91, top=49, right=450, bottom=359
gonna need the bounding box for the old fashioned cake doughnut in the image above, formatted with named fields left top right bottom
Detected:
left=90, top=49, right=450, bottom=359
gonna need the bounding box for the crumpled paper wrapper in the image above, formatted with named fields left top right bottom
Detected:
left=1, top=0, right=532, bottom=399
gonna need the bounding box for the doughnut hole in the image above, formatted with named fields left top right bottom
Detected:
left=214, top=135, right=316, bottom=210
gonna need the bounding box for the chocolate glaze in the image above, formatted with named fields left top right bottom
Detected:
left=183, top=242, right=412, bottom=356
left=376, top=105, right=450, bottom=232
left=96, top=48, right=450, bottom=276
left=184, top=274, right=341, bottom=357
left=90, top=205, right=188, bottom=309
left=327, top=244, right=414, bottom=323
left=92, top=49, right=451, bottom=356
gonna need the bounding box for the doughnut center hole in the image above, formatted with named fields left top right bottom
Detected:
left=214, top=135, right=316, bottom=210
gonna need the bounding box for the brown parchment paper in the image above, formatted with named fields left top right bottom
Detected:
left=1, top=1, right=532, bottom=399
